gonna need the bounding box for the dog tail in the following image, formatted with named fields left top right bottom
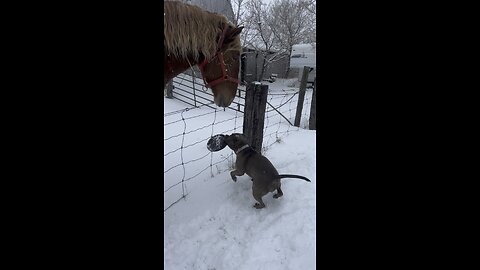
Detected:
left=276, top=174, right=311, bottom=182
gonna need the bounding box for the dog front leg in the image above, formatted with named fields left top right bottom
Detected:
left=230, top=169, right=244, bottom=182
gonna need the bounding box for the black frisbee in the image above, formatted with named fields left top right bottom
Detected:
left=207, top=134, right=227, bottom=152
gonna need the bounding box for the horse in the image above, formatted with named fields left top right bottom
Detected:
left=164, top=1, right=243, bottom=107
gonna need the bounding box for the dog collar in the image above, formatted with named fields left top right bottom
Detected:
left=235, top=145, right=249, bottom=154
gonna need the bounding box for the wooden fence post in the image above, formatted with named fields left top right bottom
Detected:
left=309, top=77, right=316, bottom=130
left=243, top=82, right=268, bottom=153
left=166, top=81, right=174, bottom=99
left=294, top=66, right=311, bottom=127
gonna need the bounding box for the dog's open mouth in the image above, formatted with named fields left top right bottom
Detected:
left=207, top=134, right=227, bottom=152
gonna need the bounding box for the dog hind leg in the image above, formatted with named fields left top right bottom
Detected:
left=273, top=187, right=283, bottom=199
left=252, top=188, right=266, bottom=209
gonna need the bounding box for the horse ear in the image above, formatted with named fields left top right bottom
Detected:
left=231, top=26, right=244, bottom=37
left=224, top=26, right=243, bottom=43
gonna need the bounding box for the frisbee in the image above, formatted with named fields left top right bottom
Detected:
left=207, top=134, right=227, bottom=152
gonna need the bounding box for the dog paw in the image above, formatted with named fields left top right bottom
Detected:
left=231, top=176, right=237, bottom=182
left=273, top=194, right=281, bottom=199
left=253, top=203, right=265, bottom=209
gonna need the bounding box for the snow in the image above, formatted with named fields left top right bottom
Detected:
left=291, top=43, right=316, bottom=51
left=164, top=79, right=316, bottom=269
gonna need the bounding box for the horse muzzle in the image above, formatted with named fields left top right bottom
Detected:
left=214, top=91, right=235, bottom=107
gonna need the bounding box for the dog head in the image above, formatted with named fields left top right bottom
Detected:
left=224, top=133, right=249, bottom=152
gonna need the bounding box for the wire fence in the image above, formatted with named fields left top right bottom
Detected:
left=164, top=72, right=314, bottom=212
left=170, top=71, right=246, bottom=113
left=164, top=101, right=244, bottom=212
left=262, top=87, right=313, bottom=152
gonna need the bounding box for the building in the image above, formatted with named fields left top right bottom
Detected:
left=184, top=0, right=235, bottom=23
left=240, top=47, right=290, bottom=84
left=289, top=43, right=316, bottom=83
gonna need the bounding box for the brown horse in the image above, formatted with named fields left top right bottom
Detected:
left=164, top=1, right=243, bottom=107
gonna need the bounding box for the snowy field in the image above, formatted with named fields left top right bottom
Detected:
left=164, top=79, right=316, bottom=269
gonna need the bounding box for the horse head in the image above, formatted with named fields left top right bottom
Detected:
left=198, top=25, right=243, bottom=107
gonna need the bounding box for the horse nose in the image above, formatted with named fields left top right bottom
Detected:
left=217, top=99, right=226, bottom=107
left=214, top=94, right=232, bottom=107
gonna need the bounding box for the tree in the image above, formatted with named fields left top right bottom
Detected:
left=231, top=0, right=257, bottom=47
left=299, top=0, right=316, bottom=43
left=231, top=0, right=245, bottom=25
left=240, top=0, right=289, bottom=81
left=231, top=0, right=316, bottom=80
left=268, top=0, right=315, bottom=77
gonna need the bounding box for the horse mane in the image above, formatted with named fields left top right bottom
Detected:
left=164, top=1, right=242, bottom=62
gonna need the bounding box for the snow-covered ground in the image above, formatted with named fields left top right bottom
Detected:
left=164, top=79, right=316, bottom=269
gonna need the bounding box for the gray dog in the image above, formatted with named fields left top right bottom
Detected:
left=224, top=133, right=311, bottom=209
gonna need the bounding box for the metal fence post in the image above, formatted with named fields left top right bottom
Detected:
left=237, top=88, right=241, bottom=112
left=309, top=77, right=316, bottom=130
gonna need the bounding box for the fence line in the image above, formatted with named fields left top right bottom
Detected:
left=263, top=94, right=300, bottom=152
left=164, top=71, right=315, bottom=212
left=171, top=72, right=246, bottom=113
left=164, top=101, right=243, bottom=211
